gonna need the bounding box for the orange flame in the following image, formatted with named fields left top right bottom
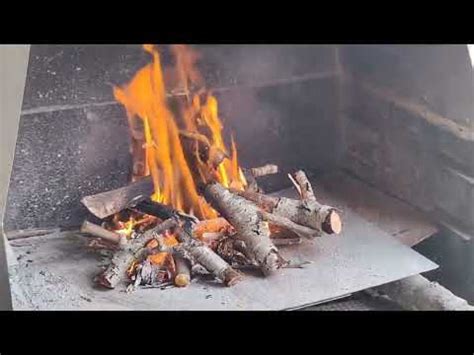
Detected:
left=113, top=44, right=246, bottom=220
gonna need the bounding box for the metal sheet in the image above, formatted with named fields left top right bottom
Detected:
left=9, top=182, right=437, bottom=310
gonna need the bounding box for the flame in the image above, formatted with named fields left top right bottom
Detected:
left=113, top=44, right=246, bottom=221
left=115, top=218, right=135, bottom=237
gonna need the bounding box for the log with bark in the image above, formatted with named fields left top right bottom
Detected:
left=95, top=218, right=177, bottom=289
left=242, top=164, right=279, bottom=193
left=249, top=164, right=279, bottom=178
left=204, top=182, right=284, bottom=275
left=372, top=274, right=474, bottom=311
left=235, top=170, right=342, bottom=236
left=80, top=163, right=279, bottom=219
left=173, top=251, right=192, bottom=287
left=81, top=220, right=127, bottom=246
left=174, top=226, right=242, bottom=286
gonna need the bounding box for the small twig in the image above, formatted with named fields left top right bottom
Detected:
left=272, top=237, right=302, bottom=246
left=282, top=260, right=313, bottom=269
left=81, top=220, right=127, bottom=246
left=287, top=173, right=302, bottom=198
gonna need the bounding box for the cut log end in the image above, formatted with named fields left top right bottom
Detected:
left=174, top=273, right=191, bottom=287
left=222, top=268, right=242, bottom=287
left=322, top=210, right=342, bottom=235
left=173, top=253, right=192, bottom=287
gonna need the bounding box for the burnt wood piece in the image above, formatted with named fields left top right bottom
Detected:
left=132, top=198, right=198, bottom=225
left=81, top=176, right=154, bottom=219
left=235, top=171, right=342, bottom=236
left=80, top=220, right=127, bottom=246
left=179, top=130, right=228, bottom=168
left=272, top=237, right=302, bottom=246
left=215, top=238, right=254, bottom=267
left=175, top=226, right=242, bottom=286
left=204, top=182, right=284, bottom=275
left=96, top=219, right=177, bottom=289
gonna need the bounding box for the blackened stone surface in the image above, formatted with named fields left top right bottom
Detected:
left=22, top=45, right=337, bottom=113
left=217, top=77, right=339, bottom=192
left=22, top=45, right=148, bottom=111
left=415, top=231, right=474, bottom=304
left=4, top=104, right=131, bottom=231
left=342, top=45, right=474, bottom=126
left=197, top=45, right=336, bottom=88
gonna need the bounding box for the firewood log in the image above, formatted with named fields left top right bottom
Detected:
left=173, top=252, right=192, bottom=287
left=175, top=226, right=242, bottom=286
left=81, top=220, right=127, bottom=246
left=203, top=182, right=284, bottom=275
left=235, top=171, right=342, bottom=235
left=95, top=219, right=177, bottom=289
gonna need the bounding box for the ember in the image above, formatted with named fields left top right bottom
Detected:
left=79, top=44, right=343, bottom=291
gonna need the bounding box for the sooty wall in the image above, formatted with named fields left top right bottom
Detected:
left=4, top=45, right=340, bottom=231
left=339, top=45, right=474, bottom=301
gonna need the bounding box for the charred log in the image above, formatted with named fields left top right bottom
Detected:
left=132, top=198, right=198, bottom=225
left=179, top=130, right=228, bottom=168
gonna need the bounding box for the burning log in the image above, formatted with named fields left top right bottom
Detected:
left=81, top=176, right=154, bottom=219
left=175, top=226, right=242, bottom=286
left=81, top=220, right=127, bottom=246
left=179, top=130, right=228, bottom=168
left=193, top=217, right=233, bottom=240
left=235, top=170, right=342, bottom=235
left=204, top=182, right=284, bottom=275
left=96, top=218, right=177, bottom=289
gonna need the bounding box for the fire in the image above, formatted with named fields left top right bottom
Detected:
left=113, top=44, right=246, bottom=221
